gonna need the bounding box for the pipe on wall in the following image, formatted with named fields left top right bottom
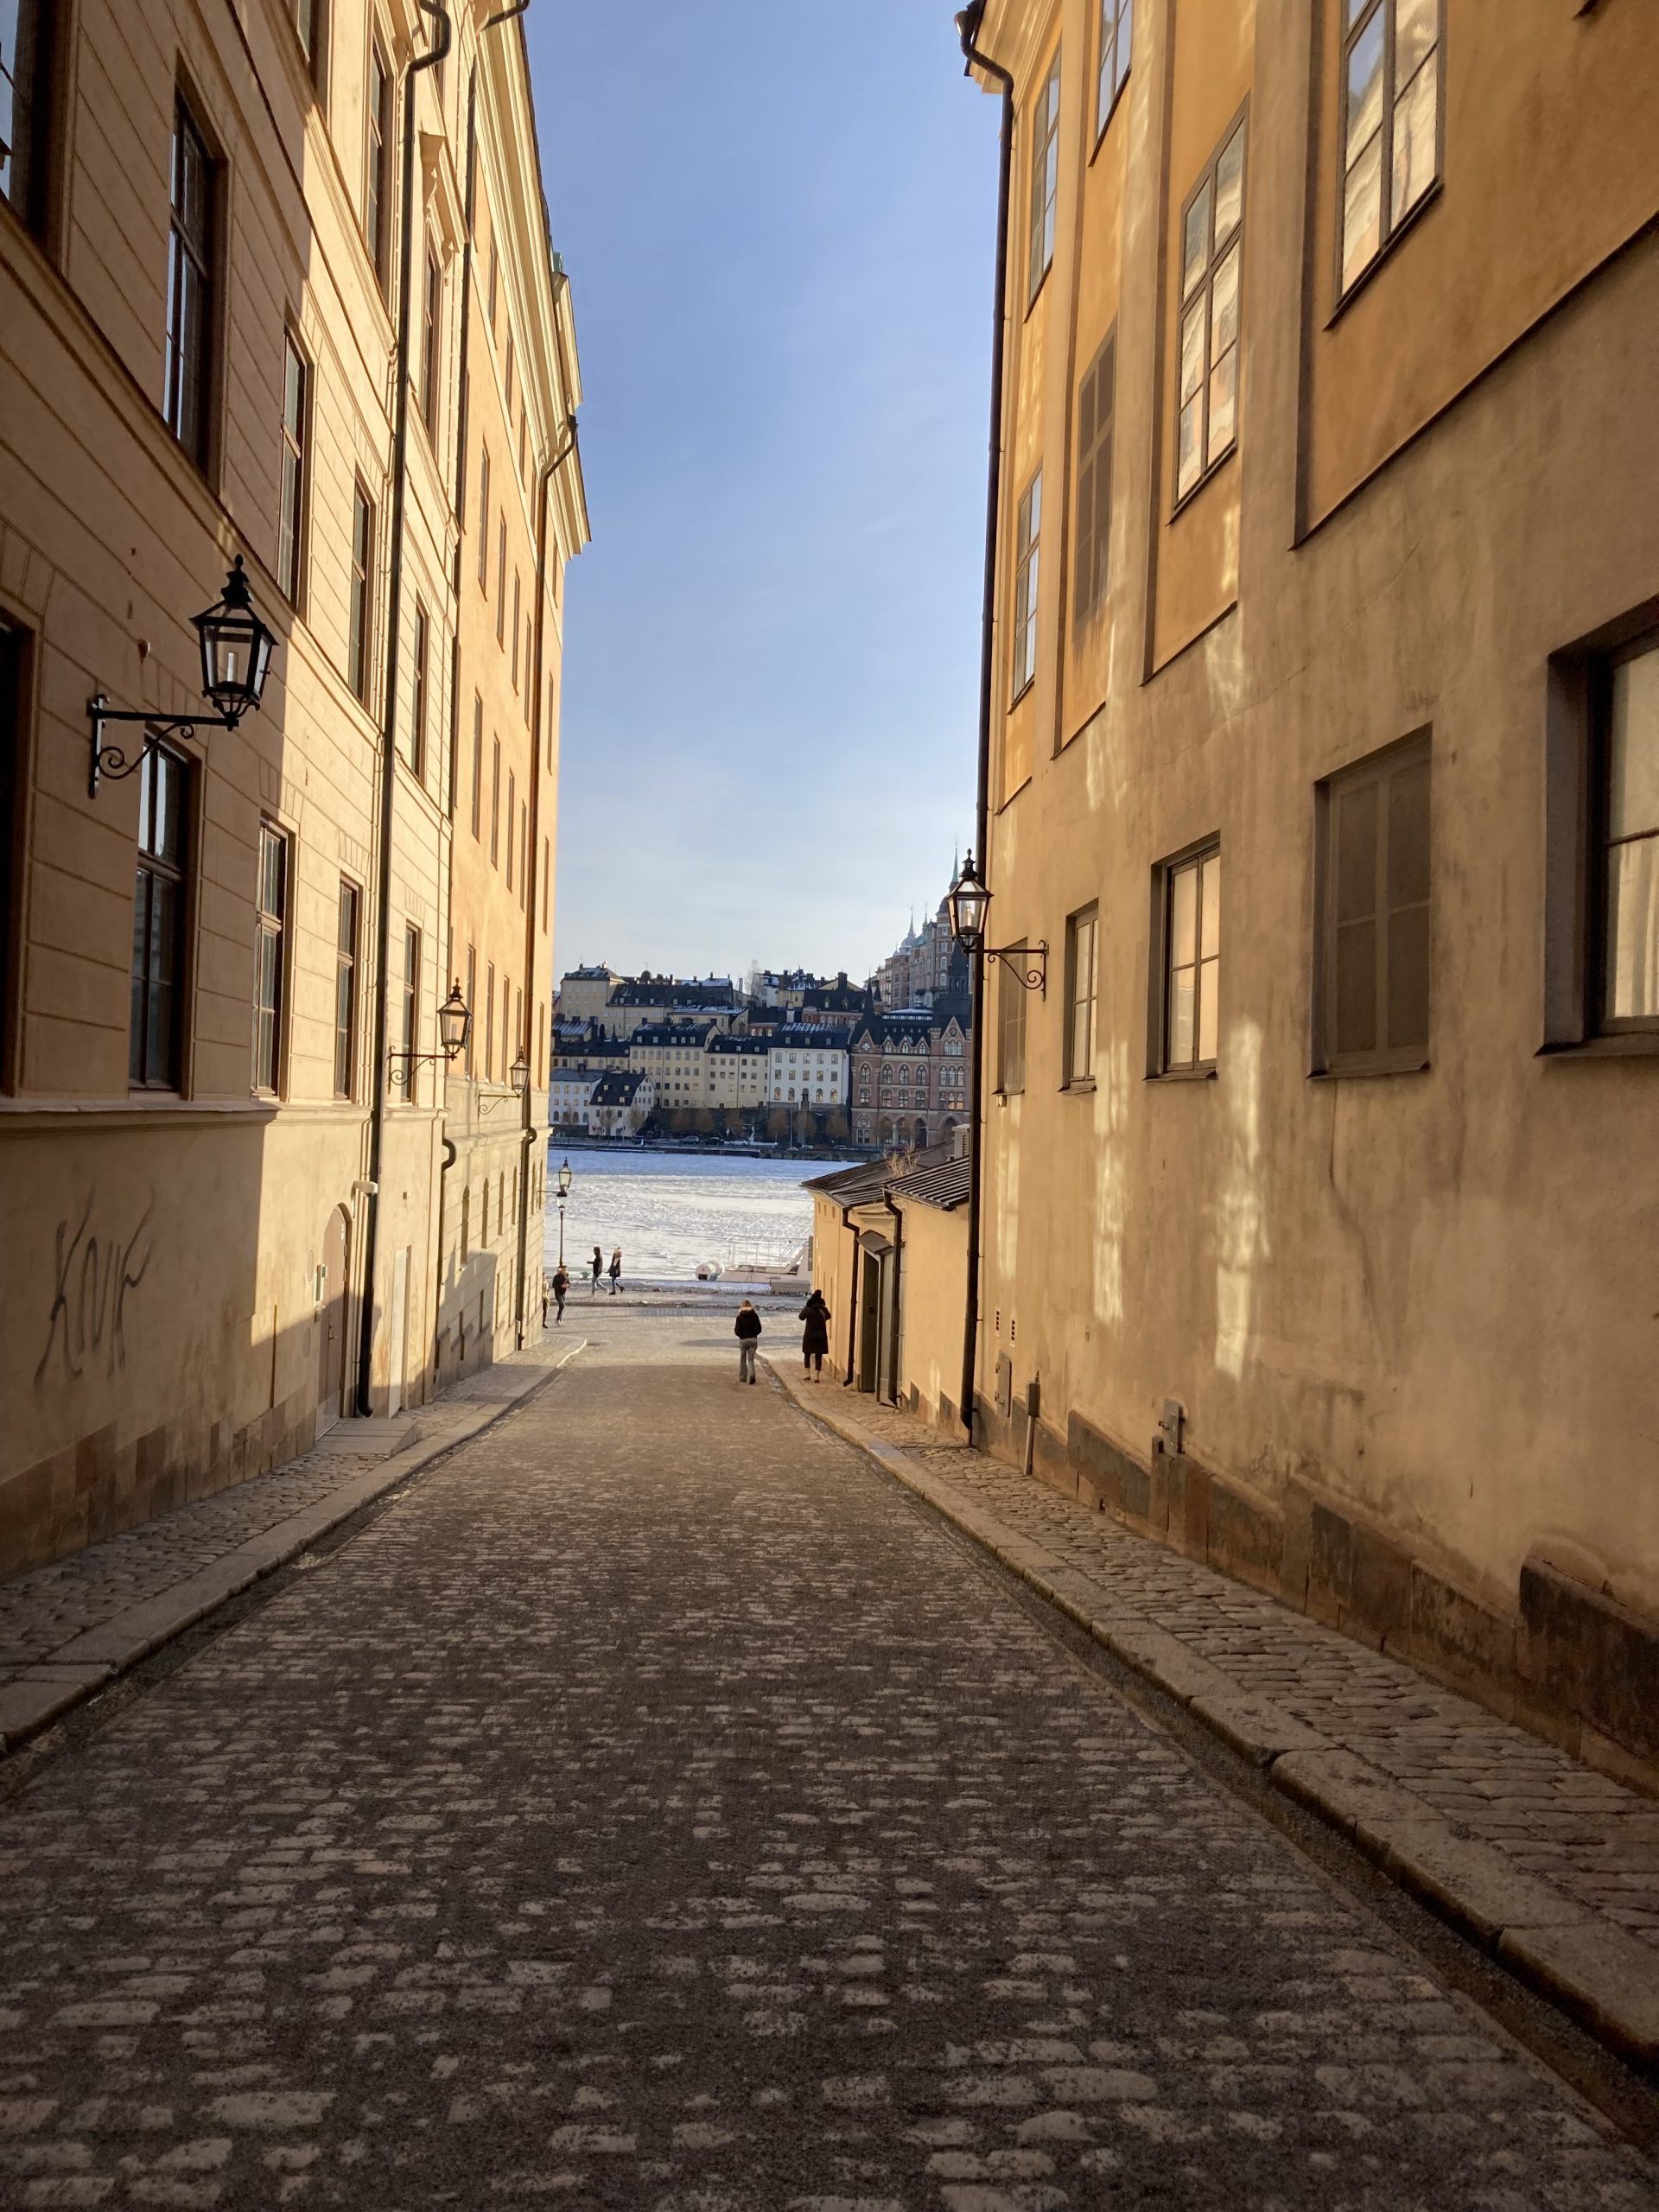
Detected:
left=355, top=0, right=453, bottom=1419
left=954, top=3, right=1015, bottom=1445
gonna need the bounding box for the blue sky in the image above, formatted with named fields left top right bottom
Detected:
left=525, top=2, right=995, bottom=986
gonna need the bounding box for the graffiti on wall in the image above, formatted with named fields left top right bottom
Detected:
left=33, top=1192, right=155, bottom=1388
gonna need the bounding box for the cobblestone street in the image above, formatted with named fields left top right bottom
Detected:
left=0, top=1311, right=1653, bottom=2209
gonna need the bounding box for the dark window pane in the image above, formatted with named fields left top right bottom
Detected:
left=1335, top=918, right=1377, bottom=1057
left=1388, top=756, right=1431, bottom=906
left=1386, top=901, right=1429, bottom=1051
left=1334, top=780, right=1378, bottom=924
left=129, top=876, right=151, bottom=1084
left=1605, top=837, right=1659, bottom=1025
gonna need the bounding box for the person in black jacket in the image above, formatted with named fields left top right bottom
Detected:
left=734, top=1300, right=762, bottom=1385
left=799, top=1288, right=831, bottom=1379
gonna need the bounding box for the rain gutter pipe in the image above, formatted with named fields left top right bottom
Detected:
left=841, top=1200, right=861, bottom=1386
left=955, top=2, right=1014, bottom=1445
left=357, top=0, right=452, bottom=1418
left=881, top=1191, right=904, bottom=1407
left=515, top=400, right=579, bottom=1348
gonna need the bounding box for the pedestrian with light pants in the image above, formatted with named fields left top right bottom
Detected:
left=734, top=1299, right=762, bottom=1385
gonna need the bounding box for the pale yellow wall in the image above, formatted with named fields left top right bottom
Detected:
left=895, top=1199, right=969, bottom=1430
left=969, top=0, right=1659, bottom=1628
left=0, top=0, right=583, bottom=1567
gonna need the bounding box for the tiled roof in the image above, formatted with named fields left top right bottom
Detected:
left=889, top=1156, right=970, bottom=1211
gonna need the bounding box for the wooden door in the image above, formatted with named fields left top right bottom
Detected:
left=318, top=1206, right=349, bottom=1432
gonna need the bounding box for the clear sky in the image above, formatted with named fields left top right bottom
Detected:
left=524, top=2, right=996, bottom=988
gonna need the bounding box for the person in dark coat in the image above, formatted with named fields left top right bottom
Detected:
left=590, top=1246, right=604, bottom=1296
left=608, top=1246, right=623, bottom=1295
left=734, top=1299, right=762, bottom=1385
left=550, top=1266, right=569, bottom=1325
left=799, top=1288, right=831, bottom=1378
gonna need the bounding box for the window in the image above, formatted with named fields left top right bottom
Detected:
left=542, top=836, right=550, bottom=931
left=1096, top=0, right=1131, bottom=137
left=1065, top=905, right=1098, bottom=1086
left=277, top=334, right=308, bottom=606
left=130, top=745, right=189, bottom=1089
left=1340, top=0, right=1441, bottom=296
left=1176, top=115, right=1246, bottom=505
left=334, top=878, right=360, bottom=1097
left=1597, top=637, right=1659, bottom=1032
left=496, top=515, right=507, bottom=642
left=505, top=332, right=515, bottom=419
left=365, top=35, right=391, bottom=291
left=410, top=602, right=429, bottom=779
left=996, top=949, right=1027, bottom=1095
left=165, top=95, right=215, bottom=468
left=1314, top=733, right=1431, bottom=1073
left=402, top=925, right=420, bottom=1067
left=253, top=823, right=288, bottom=1093
left=421, top=243, right=442, bottom=437
left=1157, top=843, right=1221, bottom=1073
left=1011, top=470, right=1041, bottom=699
left=292, top=0, right=322, bottom=80
left=490, top=736, right=500, bottom=866
left=0, top=616, right=24, bottom=1059
left=1027, top=54, right=1061, bottom=306
left=465, top=942, right=476, bottom=1073
left=478, top=445, right=491, bottom=588
left=349, top=481, right=375, bottom=702
left=447, top=648, right=461, bottom=818
left=506, top=769, right=516, bottom=889
left=1074, top=332, right=1114, bottom=628
left=2, top=0, right=53, bottom=230
left=470, top=693, right=483, bottom=836
left=485, top=960, right=495, bottom=1079
left=487, top=238, right=499, bottom=329
left=518, top=802, right=527, bottom=907
left=512, top=570, right=521, bottom=689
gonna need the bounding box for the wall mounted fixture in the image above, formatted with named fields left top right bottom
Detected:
left=88, top=557, right=276, bottom=797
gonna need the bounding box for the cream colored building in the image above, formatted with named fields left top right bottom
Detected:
left=944, top=0, right=1659, bottom=1782
left=0, top=0, right=583, bottom=1574
left=766, top=1027, right=848, bottom=1109
left=707, top=1033, right=770, bottom=1112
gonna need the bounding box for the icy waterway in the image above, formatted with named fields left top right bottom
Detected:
left=540, top=1144, right=855, bottom=1282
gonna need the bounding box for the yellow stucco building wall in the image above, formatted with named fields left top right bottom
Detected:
left=952, top=0, right=1659, bottom=1779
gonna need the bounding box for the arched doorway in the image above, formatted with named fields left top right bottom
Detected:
left=913, top=1118, right=928, bottom=1147
left=317, top=1205, right=351, bottom=1434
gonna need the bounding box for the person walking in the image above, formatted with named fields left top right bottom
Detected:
left=799, top=1287, right=831, bottom=1380
left=551, top=1265, right=569, bottom=1325
left=734, top=1299, right=762, bottom=1386
left=608, top=1246, right=623, bottom=1296
left=590, top=1246, right=603, bottom=1298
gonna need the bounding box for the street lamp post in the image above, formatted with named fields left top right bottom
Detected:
left=556, top=1156, right=572, bottom=1267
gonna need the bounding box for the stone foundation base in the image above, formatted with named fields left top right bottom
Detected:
left=968, top=1395, right=1659, bottom=1795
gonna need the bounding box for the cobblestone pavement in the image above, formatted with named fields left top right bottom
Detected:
left=0, top=1311, right=1653, bottom=2209
left=0, top=1336, right=575, bottom=1687
left=804, top=1387, right=1659, bottom=1959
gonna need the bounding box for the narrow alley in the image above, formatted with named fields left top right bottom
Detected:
left=0, top=1313, right=1652, bottom=2209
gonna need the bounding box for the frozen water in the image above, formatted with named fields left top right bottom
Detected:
left=541, top=1143, right=856, bottom=1281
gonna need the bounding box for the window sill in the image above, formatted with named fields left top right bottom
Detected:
left=1307, top=1056, right=1430, bottom=1080
left=1171, top=437, right=1237, bottom=524
left=1090, top=76, right=1130, bottom=164
left=1061, top=1078, right=1096, bottom=1095
left=1326, top=180, right=1443, bottom=332
left=1148, top=1065, right=1217, bottom=1084
left=1025, top=264, right=1052, bottom=321
left=1537, top=1032, right=1659, bottom=1062
left=1009, top=677, right=1035, bottom=711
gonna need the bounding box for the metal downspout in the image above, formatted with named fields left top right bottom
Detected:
left=355, top=0, right=453, bottom=1418
left=841, top=1203, right=860, bottom=1386
left=882, top=1192, right=904, bottom=1408
left=955, top=3, right=1014, bottom=1444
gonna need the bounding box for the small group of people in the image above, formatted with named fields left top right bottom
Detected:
left=545, top=1244, right=622, bottom=1325
left=734, top=1287, right=832, bottom=1387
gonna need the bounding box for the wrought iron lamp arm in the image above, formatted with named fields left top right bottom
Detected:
left=983, top=940, right=1048, bottom=995
left=87, top=696, right=238, bottom=798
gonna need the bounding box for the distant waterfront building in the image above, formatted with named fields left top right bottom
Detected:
left=550, top=1067, right=603, bottom=1131
left=556, top=966, right=620, bottom=1027
left=849, top=1000, right=970, bottom=1149
left=628, top=1020, right=719, bottom=1109
left=707, top=1034, right=771, bottom=1113
left=586, top=1070, right=653, bottom=1138
left=766, top=1027, right=849, bottom=1109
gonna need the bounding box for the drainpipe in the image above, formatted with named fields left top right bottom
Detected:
left=514, top=397, right=579, bottom=1348
left=356, top=0, right=453, bottom=1419
left=955, top=3, right=1014, bottom=1445
left=841, top=1202, right=861, bottom=1387
left=881, top=1190, right=905, bottom=1408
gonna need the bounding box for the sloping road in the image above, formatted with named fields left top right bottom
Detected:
left=0, top=1311, right=1652, bottom=2209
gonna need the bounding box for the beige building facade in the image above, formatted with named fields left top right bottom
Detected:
left=950, top=0, right=1659, bottom=1780
left=0, top=0, right=583, bottom=1575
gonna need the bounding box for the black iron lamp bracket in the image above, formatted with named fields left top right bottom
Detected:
left=474, top=1086, right=525, bottom=1119
left=87, top=697, right=235, bottom=800
left=387, top=1047, right=457, bottom=1097
left=985, top=940, right=1048, bottom=995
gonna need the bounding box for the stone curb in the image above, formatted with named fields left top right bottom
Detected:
left=0, top=1338, right=588, bottom=1762
left=763, top=1357, right=1659, bottom=2078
